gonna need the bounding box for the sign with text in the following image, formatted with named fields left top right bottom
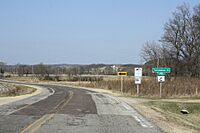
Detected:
left=152, top=68, right=171, bottom=76
left=134, top=68, right=143, bottom=77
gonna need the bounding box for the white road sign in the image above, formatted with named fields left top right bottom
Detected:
left=135, top=77, right=142, bottom=84
left=134, top=68, right=142, bottom=77
left=157, top=76, right=165, bottom=82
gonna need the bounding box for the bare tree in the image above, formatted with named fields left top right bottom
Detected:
left=141, top=3, right=200, bottom=77
left=0, top=62, right=6, bottom=77
left=193, top=4, right=200, bottom=77
left=140, top=41, right=163, bottom=67
left=34, top=63, right=49, bottom=79
left=161, top=3, right=196, bottom=76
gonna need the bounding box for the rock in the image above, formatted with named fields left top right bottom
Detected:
left=180, top=109, right=189, bottom=114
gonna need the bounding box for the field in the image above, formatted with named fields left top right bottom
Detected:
left=66, top=76, right=200, bottom=98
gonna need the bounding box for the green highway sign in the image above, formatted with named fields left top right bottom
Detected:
left=152, top=68, right=171, bottom=76
left=156, top=72, right=167, bottom=76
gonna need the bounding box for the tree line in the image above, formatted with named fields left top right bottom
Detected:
left=0, top=62, right=139, bottom=79
left=141, top=3, right=200, bottom=77
left=0, top=63, right=122, bottom=78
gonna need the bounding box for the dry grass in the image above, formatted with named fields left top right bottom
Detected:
left=0, top=85, right=36, bottom=97
left=74, top=77, right=200, bottom=98
left=5, top=76, right=200, bottom=98
left=144, top=101, right=200, bottom=132
left=6, top=76, right=40, bottom=82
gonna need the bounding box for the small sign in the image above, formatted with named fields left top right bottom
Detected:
left=117, top=72, right=128, bottom=76
left=157, top=76, right=165, bottom=82
left=135, top=77, right=142, bottom=84
left=156, top=72, right=167, bottom=76
left=134, top=68, right=143, bottom=77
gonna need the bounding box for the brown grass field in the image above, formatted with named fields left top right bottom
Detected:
left=71, top=76, right=200, bottom=98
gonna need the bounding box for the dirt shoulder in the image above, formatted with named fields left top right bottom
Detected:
left=120, top=97, right=200, bottom=133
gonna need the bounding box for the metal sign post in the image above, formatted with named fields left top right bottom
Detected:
left=136, top=84, right=140, bottom=95
left=159, top=82, right=162, bottom=98
left=121, top=76, right=124, bottom=93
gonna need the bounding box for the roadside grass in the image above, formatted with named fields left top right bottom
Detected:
left=126, top=95, right=200, bottom=100
left=0, top=85, right=36, bottom=97
left=68, top=77, right=200, bottom=98
left=92, top=77, right=200, bottom=98
left=144, top=101, right=200, bottom=131
left=5, top=76, right=200, bottom=98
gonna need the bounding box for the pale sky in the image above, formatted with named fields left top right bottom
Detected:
left=0, top=0, right=199, bottom=65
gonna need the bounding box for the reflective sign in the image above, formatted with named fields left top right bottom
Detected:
left=135, top=77, right=142, bottom=84
left=157, top=76, right=165, bottom=82
left=152, top=68, right=171, bottom=76
left=134, top=68, right=142, bottom=77
left=117, top=72, right=128, bottom=76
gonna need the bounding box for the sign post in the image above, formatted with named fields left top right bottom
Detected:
left=136, top=84, right=139, bottom=95
left=160, top=82, right=162, bottom=98
left=121, top=76, right=123, bottom=93
left=152, top=68, right=170, bottom=98
left=117, top=72, right=128, bottom=93
left=157, top=76, right=165, bottom=98
left=134, top=68, right=142, bottom=95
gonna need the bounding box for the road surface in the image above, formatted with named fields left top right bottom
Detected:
left=0, top=84, right=162, bottom=133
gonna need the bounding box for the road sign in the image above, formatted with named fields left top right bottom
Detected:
left=117, top=72, right=128, bottom=76
left=134, top=68, right=142, bottom=77
left=152, top=68, right=171, bottom=76
left=117, top=72, right=128, bottom=94
left=157, top=76, right=165, bottom=82
left=135, top=77, right=142, bottom=84
left=152, top=67, right=171, bottom=73
left=156, top=72, right=168, bottom=76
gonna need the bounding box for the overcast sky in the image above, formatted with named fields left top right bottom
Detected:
left=0, top=0, right=199, bottom=65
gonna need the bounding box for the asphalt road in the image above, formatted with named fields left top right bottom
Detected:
left=0, top=84, right=162, bottom=133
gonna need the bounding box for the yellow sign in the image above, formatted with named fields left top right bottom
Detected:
left=117, top=72, right=128, bottom=76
